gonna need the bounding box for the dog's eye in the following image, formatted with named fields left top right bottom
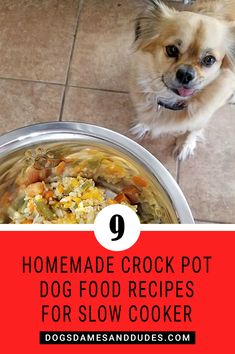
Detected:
left=202, top=55, right=216, bottom=67
left=165, top=45, right=179, bottom=58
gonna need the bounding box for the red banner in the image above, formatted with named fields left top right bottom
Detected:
left=0, top=231, right=234, bottom=353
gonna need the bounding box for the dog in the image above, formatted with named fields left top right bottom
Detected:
left=129, top=0, right=235, bottom=160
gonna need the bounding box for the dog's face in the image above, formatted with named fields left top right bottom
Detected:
left=136, top=1, right=235, bottom=100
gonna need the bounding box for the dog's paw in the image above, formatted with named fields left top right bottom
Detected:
left=173, top=130, right=204, bottom=161
left=129, top=123, right=150, bottom=140
left=174, top=143, right=195, bottom=161
left=173, top=137, right=196, bottom=161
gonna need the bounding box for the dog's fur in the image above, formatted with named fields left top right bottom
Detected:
left=129, top=0, right=235, bottom=160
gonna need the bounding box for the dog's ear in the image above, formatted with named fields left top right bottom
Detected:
left=134, top=0, right=175, bottom=51
left=224, top=22, right=235, bottom=68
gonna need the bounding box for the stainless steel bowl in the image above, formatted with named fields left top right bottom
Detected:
left=0, top=122, right=194, bottom=224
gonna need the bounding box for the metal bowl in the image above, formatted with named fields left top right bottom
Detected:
left=0, top=122, right=194, bottom=224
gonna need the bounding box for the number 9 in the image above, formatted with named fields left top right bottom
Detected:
left=110, top=214, right=125, bottom=241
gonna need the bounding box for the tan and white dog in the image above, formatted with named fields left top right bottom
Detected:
left=129, top=0, right=235, bottom=160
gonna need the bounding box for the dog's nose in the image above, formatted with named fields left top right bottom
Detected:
left=176, top=66, right=195, bottom=85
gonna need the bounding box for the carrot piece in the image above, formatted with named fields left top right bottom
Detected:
left=23, top=166, right=41, bottom=185
left=107, top=199, right=118, bottom=205
left=132, top=175, right=148, bottom=188
left=21, top=166, right=49, bottom=186
left=122, top=185, right=140, bottom=204
left=22, top=219, right=33, bottom=224
left=55, top=161, right=66, bottom=176
left=114, top=193, right=130, bottom=203
left=44, top=190, right=54, bottom=200
left=25, top=182, right=45, bottom=197
left=28, top=200, right=35, bottom=213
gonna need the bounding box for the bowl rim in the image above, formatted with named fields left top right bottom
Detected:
left=0, top=121, right=194, bottom=224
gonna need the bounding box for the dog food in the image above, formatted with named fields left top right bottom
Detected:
left=0, top=148, right=171, bottom=224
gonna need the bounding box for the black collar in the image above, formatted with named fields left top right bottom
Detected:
left=158, top=100, right=187, bottom=111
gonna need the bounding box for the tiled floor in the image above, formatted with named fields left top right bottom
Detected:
left=0, top=0, right=234, bottom=223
